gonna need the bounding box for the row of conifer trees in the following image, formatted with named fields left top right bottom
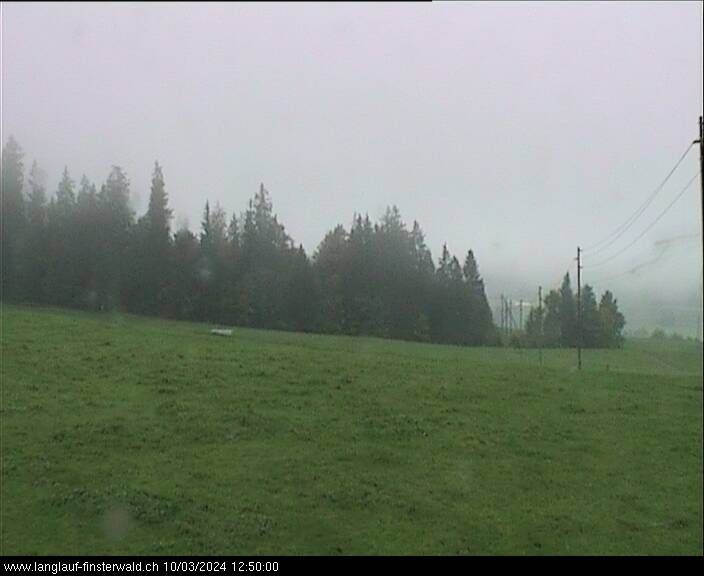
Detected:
left=2, top=136, right=625, bottom=347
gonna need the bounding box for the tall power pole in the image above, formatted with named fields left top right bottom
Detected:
left=696, top=116, right=703, bottom=342
left=538, top=286, right=543, bottom=365
left=698, top=116, right=703, bottom=243
left=577, top=246, right=582, bottom=371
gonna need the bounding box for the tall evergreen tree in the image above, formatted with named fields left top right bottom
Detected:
left=463, top=249, right=494, bottom=345
left=195, top=200, right=214, bottom=320
left=237, top=185, right=293, bottom=328
left=26, top=161, right=47, bottom=221
left=375, top=206, right=415, bottom=339
left=169, top=226, right=200, bottom=319
left=22, top=161, right=49, bottom=301
left=206, top=202, right=230, bottom=321
left=1, top=137, right=26, bottom=300
left=432, top=245, right=471, bottom=344
left=75, top=176, right=100, bottom=309
left=96, top=166, right=134, bottom=309
left=524, top=304, right=544, bottom=347
left=46, top=167, right=80, bottom=305
left=314, top=224, right=349, bottom=333
left=126, top=162, right=174, bottom=315
left=146, top=162, right=172, bottom=236
left=408, top=220, right=434, bottom=340
left=559, top=273, right=577, bottom=347
left=410, top=221, right=434, bottom=277
left=344, top=214, right=380, bottom=335
left=581, top=284, right=600, bottom=348
left=543, top=289, right=562, bottom=347
left=286, top=245, right=319, bottom=332
left=227, top=213, right=239, bottom=250
left=436, top=244, right=452, bottom=281
left=55, top=167, right=76, bottom=210
left=598, top=290, right=626, bottom=348
left=146, top=162, right=173, bottom=311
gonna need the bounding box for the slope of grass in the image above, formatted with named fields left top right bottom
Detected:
left=1, top=304, right=702, bottom=555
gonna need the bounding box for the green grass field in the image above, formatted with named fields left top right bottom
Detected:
left=1, top=304, right=702, bottom=555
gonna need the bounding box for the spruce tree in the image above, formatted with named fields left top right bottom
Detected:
left=76, top=176, right=100, bottom=309
left=129, top=162, right=174, bottom=315
left=1, top=137, right=26, bottom=300
left=581, top=284, right=600, bottom=348
left=463, top=249, right=493, bottom=345
left=23, top=161, right=49, bottom=301
left=524, top=305, right=544, bottom=347
left=55, top=167, right=76, bottom=211
left=46, top=167, right=80, bottom=306
left=543, top=289, right=562, bottom=347
left=96, top=166, right=133, bottom=309
left=598, top=291, right=626, bottom=348
left=559, top=273, right=577, bottom=347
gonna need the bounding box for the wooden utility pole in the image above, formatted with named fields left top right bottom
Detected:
left=577, top=246, right=582, bottom=370
left=696, top=116, right=703, bottom=342
left=698, top=116, right=703, bottom=246
left=538, top=286, right=543, bottom=365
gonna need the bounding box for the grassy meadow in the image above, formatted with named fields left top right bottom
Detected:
left=1, top=304, right=702, bottom=555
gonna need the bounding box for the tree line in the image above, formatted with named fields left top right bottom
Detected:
left=1, top=137, right=501, bottom=346
left=523, top=274, right=626, bottom=349
left=1, top=136, right=625, bottom=348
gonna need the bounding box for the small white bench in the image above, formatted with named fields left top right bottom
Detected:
left=210, top=328, right=233, bottom=337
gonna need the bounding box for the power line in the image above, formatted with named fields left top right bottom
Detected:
left=586, top=233, right=699, bottom=284
left=584, top=170, right=700, bottom=269
left=588, top=263, right=658, bottom=285
left=582, top=142, right=694, bottom=255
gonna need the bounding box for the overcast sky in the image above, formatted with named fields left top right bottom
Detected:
left=2, top=2, right=702, bottom=330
